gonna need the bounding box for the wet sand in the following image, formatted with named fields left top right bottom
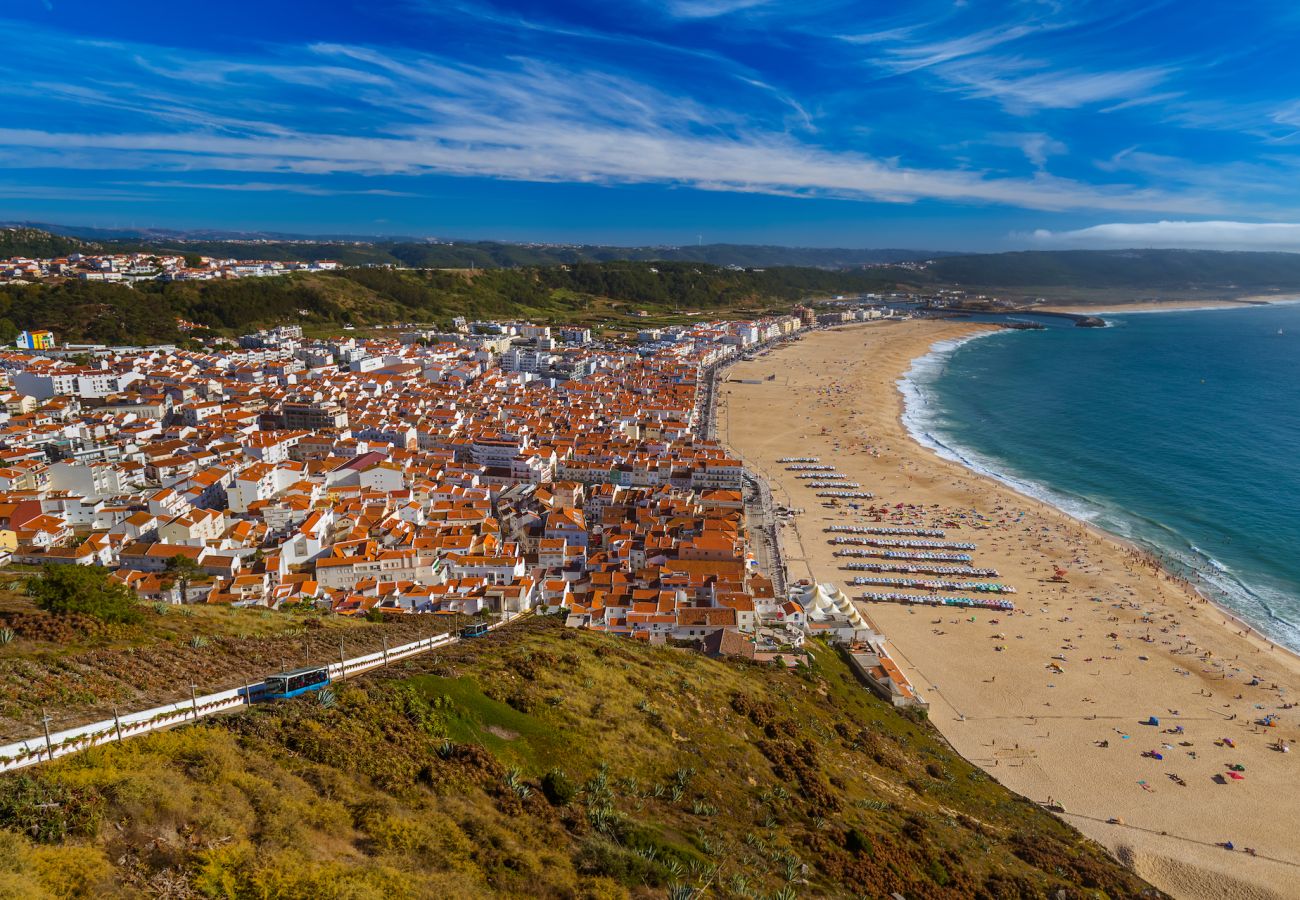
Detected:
left=722, top=321, right=1300, bottom=900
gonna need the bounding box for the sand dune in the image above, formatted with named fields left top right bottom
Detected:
left=722, top=320, right=1300, bottom=900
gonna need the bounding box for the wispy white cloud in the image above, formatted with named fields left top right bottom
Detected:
left=937, top=58, right=1174, bottom=111
left=842, top=7, right=1178, bottom=113
left=1026, top=220, right=1300, bottom=251
left=0, top=119, right=1226, bottom=214
left=664, top=0, right=772, bottom=19
left=980, top=131, right=1067, bottom=168
left=862, top=25, right=1044, bottom=75
left=0, top=183, right=152, bottom=201
left=131, top=180, right=420, bottom=197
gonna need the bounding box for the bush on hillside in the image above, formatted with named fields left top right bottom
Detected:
left=27, top=565, right=143, bottom=624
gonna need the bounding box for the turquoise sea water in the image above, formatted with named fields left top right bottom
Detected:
left=900, top=302, right=1300, bottom=651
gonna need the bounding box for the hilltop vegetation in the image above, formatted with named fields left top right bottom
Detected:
left=0, top=616, right=1161, bottom=898
left=929, top=249, right=1300, bottom=292
left=0, top=262, right=911, bottom=344
left=0, top=227, right=96, bottom=260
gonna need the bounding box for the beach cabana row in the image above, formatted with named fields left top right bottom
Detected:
left=825, top=526, right=947, bottom=537
left=835, top=549, right=974, bottom=561
left=849, top=576, right=1016, bottom=594
left=842, top=562, right=999, bottom=576
left=855, top=592, right=1015, bottom=612
left=829, top=537, right=977, bottom=550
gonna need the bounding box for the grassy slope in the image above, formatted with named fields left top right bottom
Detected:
left=0, top=588, right=473, bottom=740
left=0, top=617, right=1163, bottom=899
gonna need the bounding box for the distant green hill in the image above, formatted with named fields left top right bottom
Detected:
left=13, top=225, right=948, bottom=269
left=0, top=227, right=96, bottom=259
left=109, top=239, right=945, bottom=270
left=929, top=249, right=1300, bottom=291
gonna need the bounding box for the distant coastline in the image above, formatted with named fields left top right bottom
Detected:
left=1040, top=295, right=1300, bottom=315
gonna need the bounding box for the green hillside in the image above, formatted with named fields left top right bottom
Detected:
left=0, top=616, right=1161, bottom=898
left=0, top=227, right=96, bottom=259
left=0, top=262, right=911, bottom=344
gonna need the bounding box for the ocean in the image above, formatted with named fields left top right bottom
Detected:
left=900, top=302, right=1300, bottom=651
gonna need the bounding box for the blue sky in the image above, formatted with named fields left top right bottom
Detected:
left=2, top=0, right=1300, bottom=250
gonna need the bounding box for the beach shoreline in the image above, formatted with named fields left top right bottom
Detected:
left=897, top=327, right=1300, bottom=666
left=721, top=320, right=1300, bottom=900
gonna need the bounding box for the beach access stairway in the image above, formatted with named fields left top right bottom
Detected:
left=843, top=641, right=927, bottom=709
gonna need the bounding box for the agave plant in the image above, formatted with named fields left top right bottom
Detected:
left=153, top=602, right=169, bottom=615
left=188, top=634, right=209, bottom=649
left=779, top=854, right=801, bottom=883
left=504, top=766, right=532, bottom=800
left=0, top=627, right=14, bottom=646
left=687, top=860, right=716, bottom=881
left=316, top=688, right=337, bottom=708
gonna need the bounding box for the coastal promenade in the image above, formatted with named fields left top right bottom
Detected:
left=697, top=347, right=789, bottom=595
left=720, top=320, right=1300, bottom=900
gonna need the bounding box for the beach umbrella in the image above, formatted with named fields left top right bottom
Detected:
left=1229, top=772, right=1245, bottom=780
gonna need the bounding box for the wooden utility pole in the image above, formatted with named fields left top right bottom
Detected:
left=40, top=708, right=53, bottom=760
left=381, top=633, right=389, bottom=668
left=190, top=684, right=199, bottom=720
left=339, top=636, right=347, bottom=679
left=112, top=706, right=123, bottom=742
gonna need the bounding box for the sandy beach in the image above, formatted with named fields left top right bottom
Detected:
left=1039, top=298, right=1290, bottom=315
left=721, top=321, right=1300, bottom=900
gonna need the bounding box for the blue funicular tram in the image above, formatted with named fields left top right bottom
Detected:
left=263, top=664, right=331, bottom=700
